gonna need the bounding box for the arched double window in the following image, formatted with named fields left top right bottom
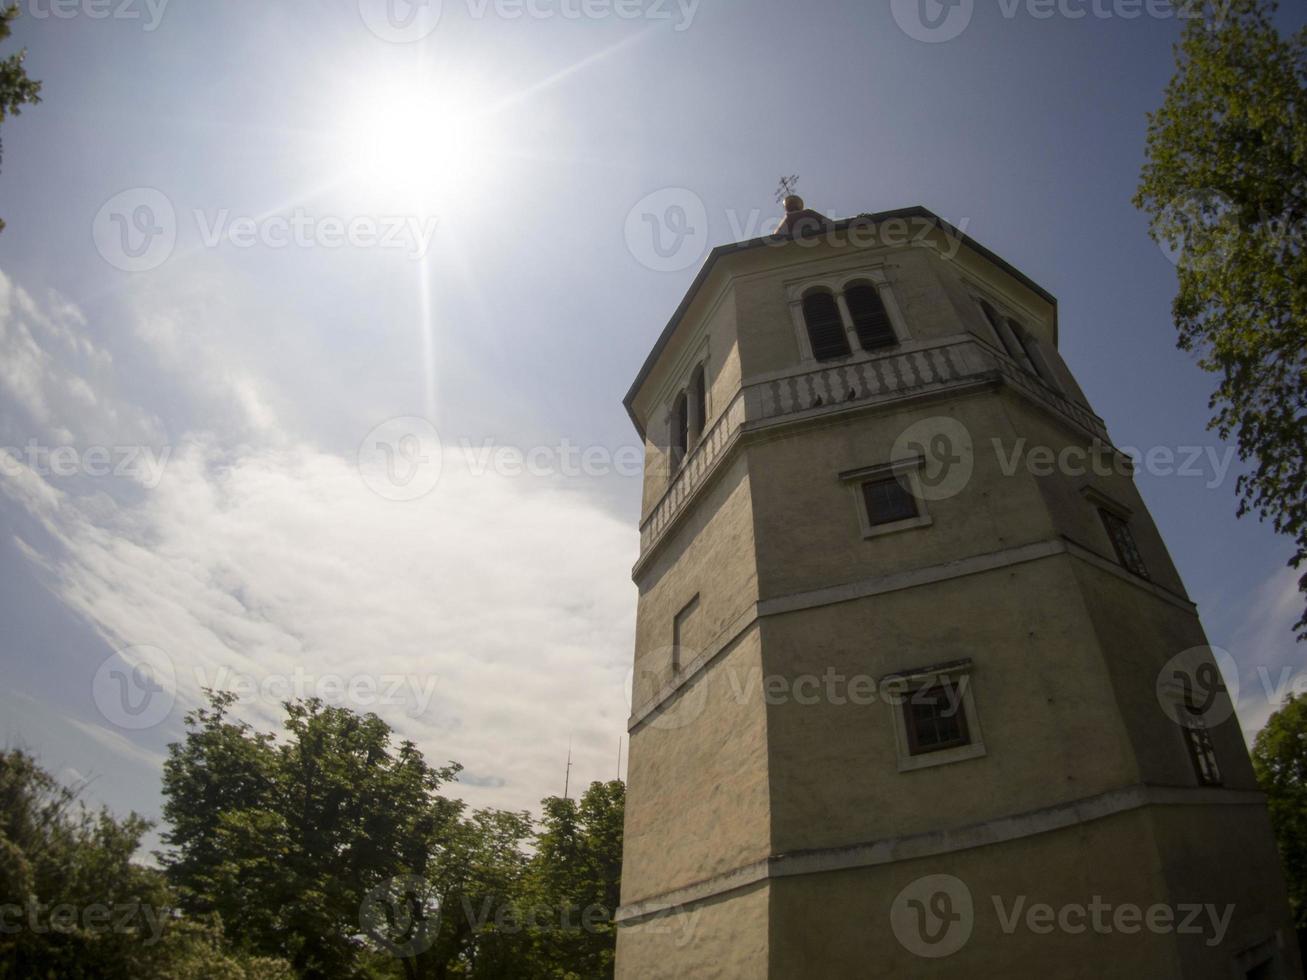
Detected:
left=802, top=290, right=851, bottom=361
left=802, top=283, right=899, bottom=362
left=669, top=362, right=708, bottom=473
left=978, top=298, right=1058, bottom=388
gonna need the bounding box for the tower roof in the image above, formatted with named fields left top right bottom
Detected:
left=622, top=205, right=1057, bottom=438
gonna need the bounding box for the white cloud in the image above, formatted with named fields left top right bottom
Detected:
left=1229, top=563, right=1305, bottom=742
left=0, top=268, right=162, bottom=449
left=0, top=267, right=638, bottom=815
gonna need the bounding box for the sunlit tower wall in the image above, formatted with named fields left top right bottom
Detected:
left=614, top=198, right=1300, bottom=979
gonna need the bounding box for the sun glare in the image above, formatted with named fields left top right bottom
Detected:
left=337, top=74, right=501, bottom=209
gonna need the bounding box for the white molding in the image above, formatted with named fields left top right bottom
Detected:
left=629, top=536, right=1197, bottom=730
left=614, top=783, right=1270, bottom=924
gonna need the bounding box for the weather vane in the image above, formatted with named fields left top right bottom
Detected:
left=775, top=174, right=800, bottom=205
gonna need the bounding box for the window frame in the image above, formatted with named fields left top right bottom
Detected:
left=785, top=267, right=910, bottom=366
left=902, top=679, right=973, bottom=756
left=663, top=353, right=710, bottom=480
left=1097, top=505, right=1149, bottom=580
left=800, top=288, right=853, bottom=362
left=1182, top=718, right=1223, bottom=787
left=840, top=457, right=934, bottom=539
left=881, top=659, right=987, bottom=773
left=843, top=279, right=898, bottom=351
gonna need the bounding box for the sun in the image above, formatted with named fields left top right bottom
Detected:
left=335, top=71, right=502, bottom=210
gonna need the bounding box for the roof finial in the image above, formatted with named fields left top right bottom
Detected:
left=776, top=174, right=802, bottom=212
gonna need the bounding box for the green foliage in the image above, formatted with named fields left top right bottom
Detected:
left=1134, top=0, right=1307, bottom=640
left=1253, top=694, right=1307, bottom=927
left=0, top=748, right=290, bottom=979
left=162, top=692, right=463, bottom=979
left=0, top=4, right=42, bottom=231
left=520, top=781, right=625, bottom=979
left=161, top=693, right=624, bottom=979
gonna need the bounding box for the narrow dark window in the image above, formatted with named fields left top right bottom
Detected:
left=1183, top=722, right=1222, bottom=786
left=845, top=283, right=897, bottom=350
left=978, top=300, right=1007, bottom=349
left=802, top=291, right=851, bottom=361
left=904, top=681, right=971, bottom=755
left=671, top=392, right=689, bottom=469
left=689, top=365, right=707, bottom=444
left=1004, top=317, right=1040, bottom=376
left=1099, top=508, right=1149, bottom=579
left=861, top=475, right=918, bottom=527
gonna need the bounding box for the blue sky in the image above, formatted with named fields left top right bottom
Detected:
left=1, top=0, right=1303, bottom=838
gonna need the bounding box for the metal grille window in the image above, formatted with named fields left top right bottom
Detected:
left=904, top=681, right=971, bottom=755
left=1183, top=721, right=1222, bottom=786
left=802, top=291, right=851, bottom=361
left=1099, top=508, right=1149, bottom=579
left=844, top=283, right=897, bottom=351
left=861, top=476, right=918, bottom=527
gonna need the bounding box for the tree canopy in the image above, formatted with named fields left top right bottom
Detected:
left=1135, top=0, right=1307, bottom=639
left=160, top=691, right=624, bottom=979
left=1252, top=693, right=1307, bottom=928
left=0, top=4, right=42, bottom=232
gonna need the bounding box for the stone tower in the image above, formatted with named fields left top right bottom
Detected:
left=614, top=197, right=1301, bottom=978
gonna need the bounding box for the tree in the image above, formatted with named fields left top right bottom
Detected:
left=1253, top=694, right=1307, bottom=928
left=0, top=4, right=42, bottom=232
left=161, top=693, right=464, bottom=979
left=0, top=748, right=289, bottom=979
left=1134, top=0, right=1307, bottom=639
left=161, top=695, right=625, bottom=979
left=522, top=781, right=625, bottom=979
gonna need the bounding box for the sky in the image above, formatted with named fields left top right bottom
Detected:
left=1, top=0, right=1304, bottom=846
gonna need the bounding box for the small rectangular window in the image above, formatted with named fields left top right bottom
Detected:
left=862, top=476, right=918, bottom=527
left=1099, top=508, right=1149, bottom=579
left=672, top=594, right=701, bottom=674
left=1183, top=721, right=1222, bottom=786
left=904, top=681, right=972, bottom=756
